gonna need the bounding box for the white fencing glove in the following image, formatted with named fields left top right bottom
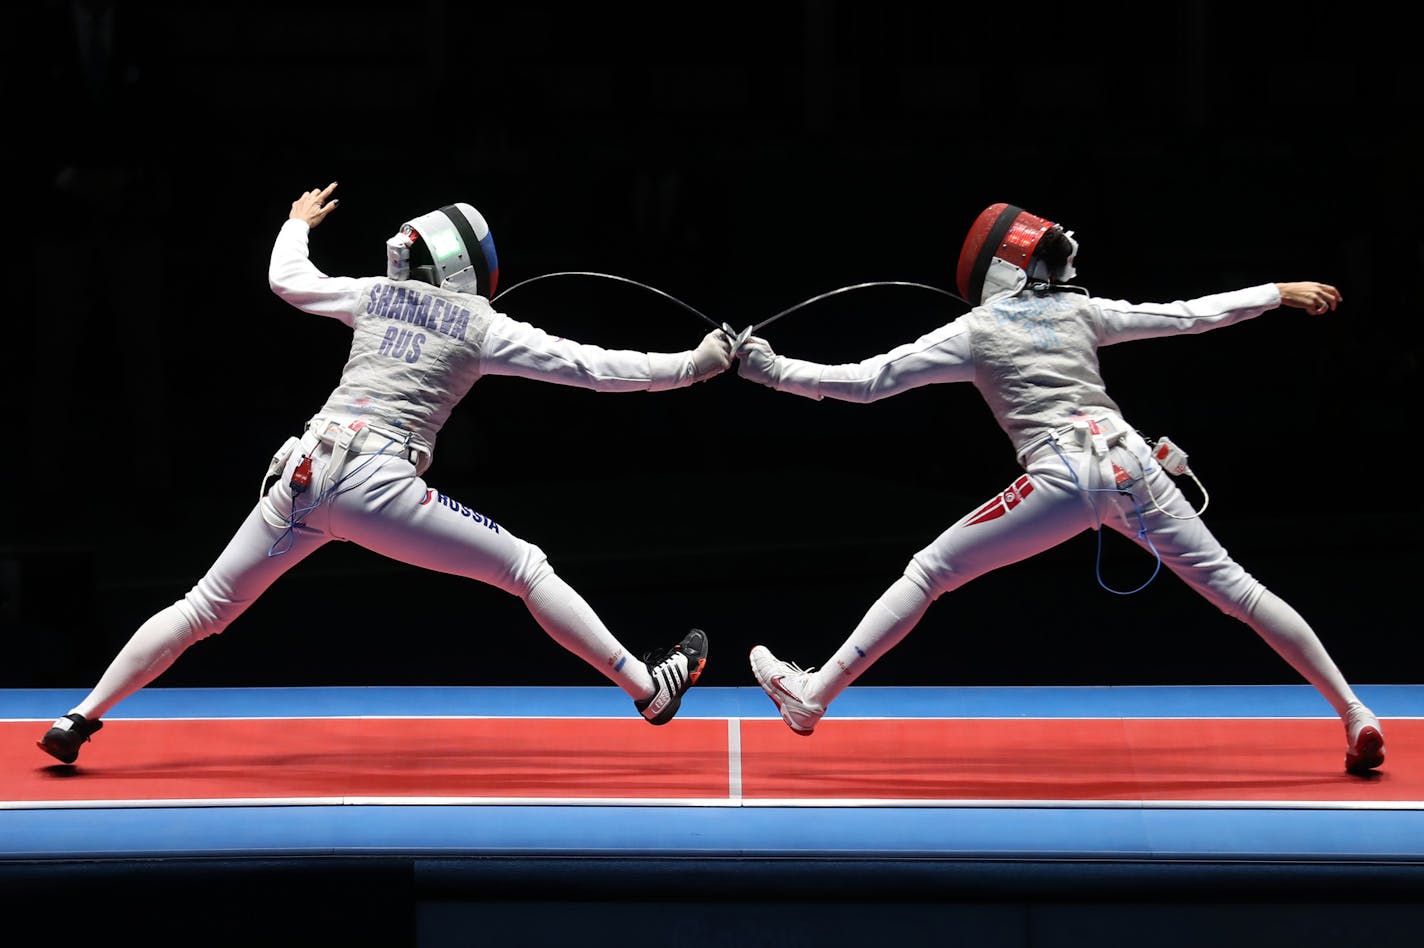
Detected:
left=689, top=328, right=733, bottom=383
left=736, top=334, right=781, bottom=387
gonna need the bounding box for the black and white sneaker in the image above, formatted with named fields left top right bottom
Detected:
left=37, top=713, right=103, bottom=765
left=635, top=629, right=708, bottom=725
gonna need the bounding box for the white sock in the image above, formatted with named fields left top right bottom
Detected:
left=525, top=572, right=653, bottom=699
left=74, top=603, right=197, bottom=721
left=1245, top=587, right=1361, bottom=717
left=809, top=574, right=933, bottom=706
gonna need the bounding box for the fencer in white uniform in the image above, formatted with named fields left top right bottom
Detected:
left=739, top=202, right=1385, bottom=776
left=38, top=182, right=727, bottom=764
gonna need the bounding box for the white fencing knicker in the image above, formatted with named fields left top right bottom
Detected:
left=163, top=417, right=553, bottom=646
left=904, top=413, right=1262, bottom=619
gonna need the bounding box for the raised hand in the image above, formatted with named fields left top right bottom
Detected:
left=290, top=182, right=339, bottom=228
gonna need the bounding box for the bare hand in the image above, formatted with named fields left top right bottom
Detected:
left=1276, top=281, right=1341, bottom=315
left=290, top=182, right=339, bottom=228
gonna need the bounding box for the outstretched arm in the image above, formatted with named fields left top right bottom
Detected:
left=1093, top=283, right=1280, bottom=345
left=480, top=319, right=733, bottom=392
left=1095, top=281, right=1343, bottom=347
left=736, top=319, right=974, bottom=403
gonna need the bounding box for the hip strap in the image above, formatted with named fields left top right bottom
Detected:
left=1019, top=414, right=1130, bottom=467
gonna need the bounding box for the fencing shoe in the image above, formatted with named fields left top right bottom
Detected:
left=1344, top=704, right=1385, bottom=776
left=37, top=713, right=103, bottom=765
left=636, top=629, right=708, bottom=725
left=750, top=645, right=824, bottom=736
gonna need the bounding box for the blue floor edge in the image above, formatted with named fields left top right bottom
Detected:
left=4, top=683, right=1422, bottom=720
left=4, top=802, right=1423, bottom=863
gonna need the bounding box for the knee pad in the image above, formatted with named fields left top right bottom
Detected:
left=510, top=544, right=555, bottom=600
left=174, top=580, right=247, bottom=642
left=153, top=601, right=217, bottom=652
left=903, top=558, right=941, bottom=600
left=1233, top=580, right=1270, bottom=623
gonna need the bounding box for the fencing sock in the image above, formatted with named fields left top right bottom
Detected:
left=1245, top=587, right=1361, bottom=717
left=73, top=604, right=199, bottom=721
left=810, top=573, right=934, bottom=707
left=524, top=572, right=654, bottom=699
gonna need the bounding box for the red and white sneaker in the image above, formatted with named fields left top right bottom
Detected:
left=1344, top=704, right=1385, bottom=776
left=749, top=645, right=824, bottom=736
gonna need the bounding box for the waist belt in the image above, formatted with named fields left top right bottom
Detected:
left=1019, top=414, right=1130, bottom=467
left=311, top=416, right=417, bottom=460
left=307, top=416, right=428, bottom=491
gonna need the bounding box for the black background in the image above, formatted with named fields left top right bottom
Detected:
left=5, top=0, right=1420, bottom=694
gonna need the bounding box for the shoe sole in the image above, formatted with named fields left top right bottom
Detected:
left=36, top=739, right=78, bottom=765
left=1345, top=726, right=1385, bottom=775
left=779, top=708, right=815, bottom=737
left=767, top=676, right=816, bottom=736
